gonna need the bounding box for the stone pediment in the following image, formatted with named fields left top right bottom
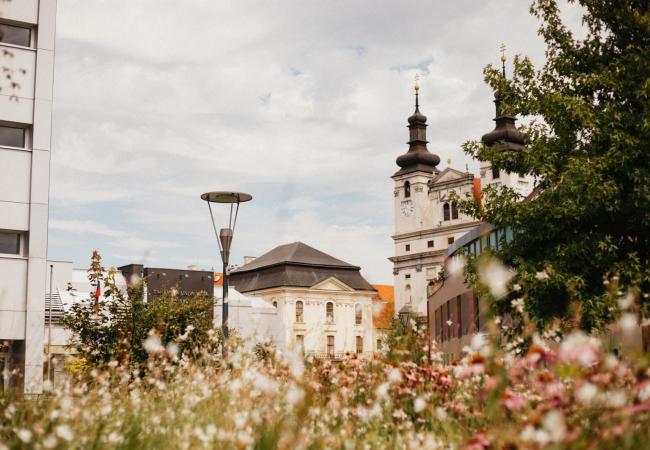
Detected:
left=311, top=277, right=355, bottom=292
left=430, top=167, right=469, bottom=184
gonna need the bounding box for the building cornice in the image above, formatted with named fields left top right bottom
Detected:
left=392, top=221, right=481, bottom=241
left=388, top=249, right=446, bottom=263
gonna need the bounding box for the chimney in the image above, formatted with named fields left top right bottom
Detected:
left=243, top=256, right=256, bottom=265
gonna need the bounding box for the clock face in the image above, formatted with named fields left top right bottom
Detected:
left=401, top=200, right=414, bottom=216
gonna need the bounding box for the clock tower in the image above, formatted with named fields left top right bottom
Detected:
left=390, top=83, right=480, bottom=316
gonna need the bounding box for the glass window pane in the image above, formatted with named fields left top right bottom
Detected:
left=0, top=24, right=31, bottom=47
left=0, top=126, right=25, bottom=147
left=0, top=232, right=20, bottom=254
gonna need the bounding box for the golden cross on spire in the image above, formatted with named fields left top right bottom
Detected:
left=500, top=43, right=507, bottom=62
left=414, top=74, right=420, bottom=92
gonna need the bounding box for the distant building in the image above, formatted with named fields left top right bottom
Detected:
left=371, top=284, right=395, bottom=352
left=229, top=242, right=377, bottom=359
left=118, top=264, right=214, bottom=302
left=0, top=0, right=58, bottom=394
left=214, top=287, right=286, bottom=351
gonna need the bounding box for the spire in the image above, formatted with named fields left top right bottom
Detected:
left=394, top=78, right=440, bottom=176
left=481, top=45, right=525, bottom=151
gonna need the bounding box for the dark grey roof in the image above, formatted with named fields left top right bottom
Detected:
left=230, top=242, right=375, bottom=293
left=234, top=242, right=358, bottom=272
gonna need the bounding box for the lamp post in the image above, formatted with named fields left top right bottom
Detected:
left=200, top=191, right=252, bottom=354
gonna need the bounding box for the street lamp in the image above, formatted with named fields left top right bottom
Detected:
left=200, top=191, right=252, bottom=351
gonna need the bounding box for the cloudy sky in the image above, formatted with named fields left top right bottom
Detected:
left=48, top=0, right=583, bottom=283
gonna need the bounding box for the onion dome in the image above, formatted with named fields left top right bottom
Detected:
left=394, top=84, right=440, bottom=176
left=481, top=52, right=526, bottom=151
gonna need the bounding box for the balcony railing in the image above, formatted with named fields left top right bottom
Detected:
left=307, top=351, right=374, bottom=361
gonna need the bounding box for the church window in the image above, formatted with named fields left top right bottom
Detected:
left=427, top=240, right=434, bottom=248
left=405, top=274, right=410, bottom=279
left=492, top=167, right=500, bottom=179
left=376, top=339, right=382, bottom=351
left=273, top=301, right=277, bottom=308
left=356, top=336, right=363, bottom=354
left=405, top=284, right=412, bottom=303
left=451, top=202, right=459, bottom=220
left=355, top=303, right=362, bottom=325
left=405, top=244, right=410, bottom=251
left=296, top=301, right=304, bottom=323
left=326, top=302, right=334, bottom=323
left=404, top=181, right=411, bottom=198
left=443, top=203, right=451, bottom=221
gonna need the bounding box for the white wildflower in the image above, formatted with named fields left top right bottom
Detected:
left=575, top=383, right=598, bottom=404
left=478, top=258, right=513, bottom=299
left=375, top=382, right=390, bottom=400
left=448, top=255, right=466, bottom=276
left=511, top=297, right=525, bottom=314
left=166, top=342, right=179, bottom=358
left=435, top=407, right=448, bottom=420
left=446, top=320, right=453, bottom=326
left=535, top=270, right=550, bottom=281
left=414, top=397, right=427, bottom=413
left=388, top=368, right=403, bottom=384
left=16, top=429, right=32, bottom=444
left=638, top=383, right=650, bottom=402
left=618, top=292, right=635, bottom=310
left=605, top=390, right=627, bottom=408
left=619, top=313, right=637, bottom=333
left=143, top=331, right=164, bottom=354
left=543, top=410, right=567, bottom=442
left=56, top=425, right=73, bottom=442
left=43, top=435, right=58, bottom=449
left=513, top=283, right=522, bottom=292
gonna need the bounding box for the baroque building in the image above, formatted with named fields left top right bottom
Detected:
left=390, top=84, right=479, bottom=317
left=229, top=242, right=377, bottom=358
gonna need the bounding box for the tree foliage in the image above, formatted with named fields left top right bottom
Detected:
left=62, top=251, right=216, bottom=367
left=459, top=0, right=650, bottom=331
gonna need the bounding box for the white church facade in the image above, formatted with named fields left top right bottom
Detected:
left=390, top=75, right=534, bottom=317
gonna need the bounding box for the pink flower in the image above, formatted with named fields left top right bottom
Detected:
left=503, top=394, right=526, bottom=411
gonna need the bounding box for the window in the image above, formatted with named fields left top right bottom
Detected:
left=327, top=335, right=335, bottom=356
left=376, top=339, right=382, bottom=351
left=405, top=284, right=412, bottom=303
left=405, top=274, right=411, bottom=279
left=272, top=301, right=277, bottom=308
left=0, top=231, right=20, bottom=255
left=404, top=181, right=411, bottom=198
left=0, top=24, right=31, bottom=47
left=492, top=167, right=500, bottom=179
left=326, top=302, right=334, bottom=323
left=295, top=300, right=304, bottom=323
left=447, top=236, right=455, bottom=245
left=356, top=336, right=363, bottom=354
left=443, top=203, right=450, bottom=221
left=405, top=244, right=410, bottom=251
left=427, top=240, right=434, bottom=248
left=355, top=303, right=362, bottom=325
left=296, top=335, right=304, bottom=352
left=451, top=202, right=459, bottom=220
left=427, top=280, right=435, bottom=298
left=0, top=126, right=25, bottom=148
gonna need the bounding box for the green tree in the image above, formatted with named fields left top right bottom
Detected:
left=460, top=0, right=650, bottom=331
left=62, top=251, right=216, bottom=367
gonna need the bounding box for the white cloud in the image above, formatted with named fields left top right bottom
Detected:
left=49, top=0, right=586, bottom=282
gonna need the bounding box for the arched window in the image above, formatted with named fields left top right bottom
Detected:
left=404, top=181, right=411, bottom=198
left=326, top=302, right=334, bottom=323
left=356, top=336, right=363, bottom=354
left=443, top=203, right=451, bottom=221
left=451, top=202, right=459, bottom=220
left=296, top=300, right=304, bottom=323
left=355, top=304, right=362, bottom=325
left=273, top=301, right=277, bottom=308
left=405, top=284, right=412, bottom=303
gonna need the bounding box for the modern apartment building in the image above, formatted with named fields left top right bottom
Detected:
left=0, top=0, right=57, bottom=394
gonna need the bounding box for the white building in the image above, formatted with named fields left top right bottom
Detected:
left=214, top=287, right=286, bottom=352
left=229, top=242, right=376, bottom=358
left=0, top=0, right=57, bottom=394
left=390, top=85, right=479, bottom=316
left=390, top=80, right=533, bottom=317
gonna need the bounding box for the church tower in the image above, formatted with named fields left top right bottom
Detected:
left=390, top=82, right=479, bottom=316
left=479, top=52, right=534, bottom=198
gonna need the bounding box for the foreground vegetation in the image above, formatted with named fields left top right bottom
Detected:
left=3, top=324, right=650, bottom=449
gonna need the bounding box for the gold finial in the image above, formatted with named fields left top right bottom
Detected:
left=500, top=43, right=507, bottom=62
left=414, top=74, right=420, bottom=92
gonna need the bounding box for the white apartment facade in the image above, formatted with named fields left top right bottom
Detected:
left=0, top=0, right=57, bottom=394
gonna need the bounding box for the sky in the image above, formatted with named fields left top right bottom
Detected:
left=48, top=0, right=585, bottom=284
